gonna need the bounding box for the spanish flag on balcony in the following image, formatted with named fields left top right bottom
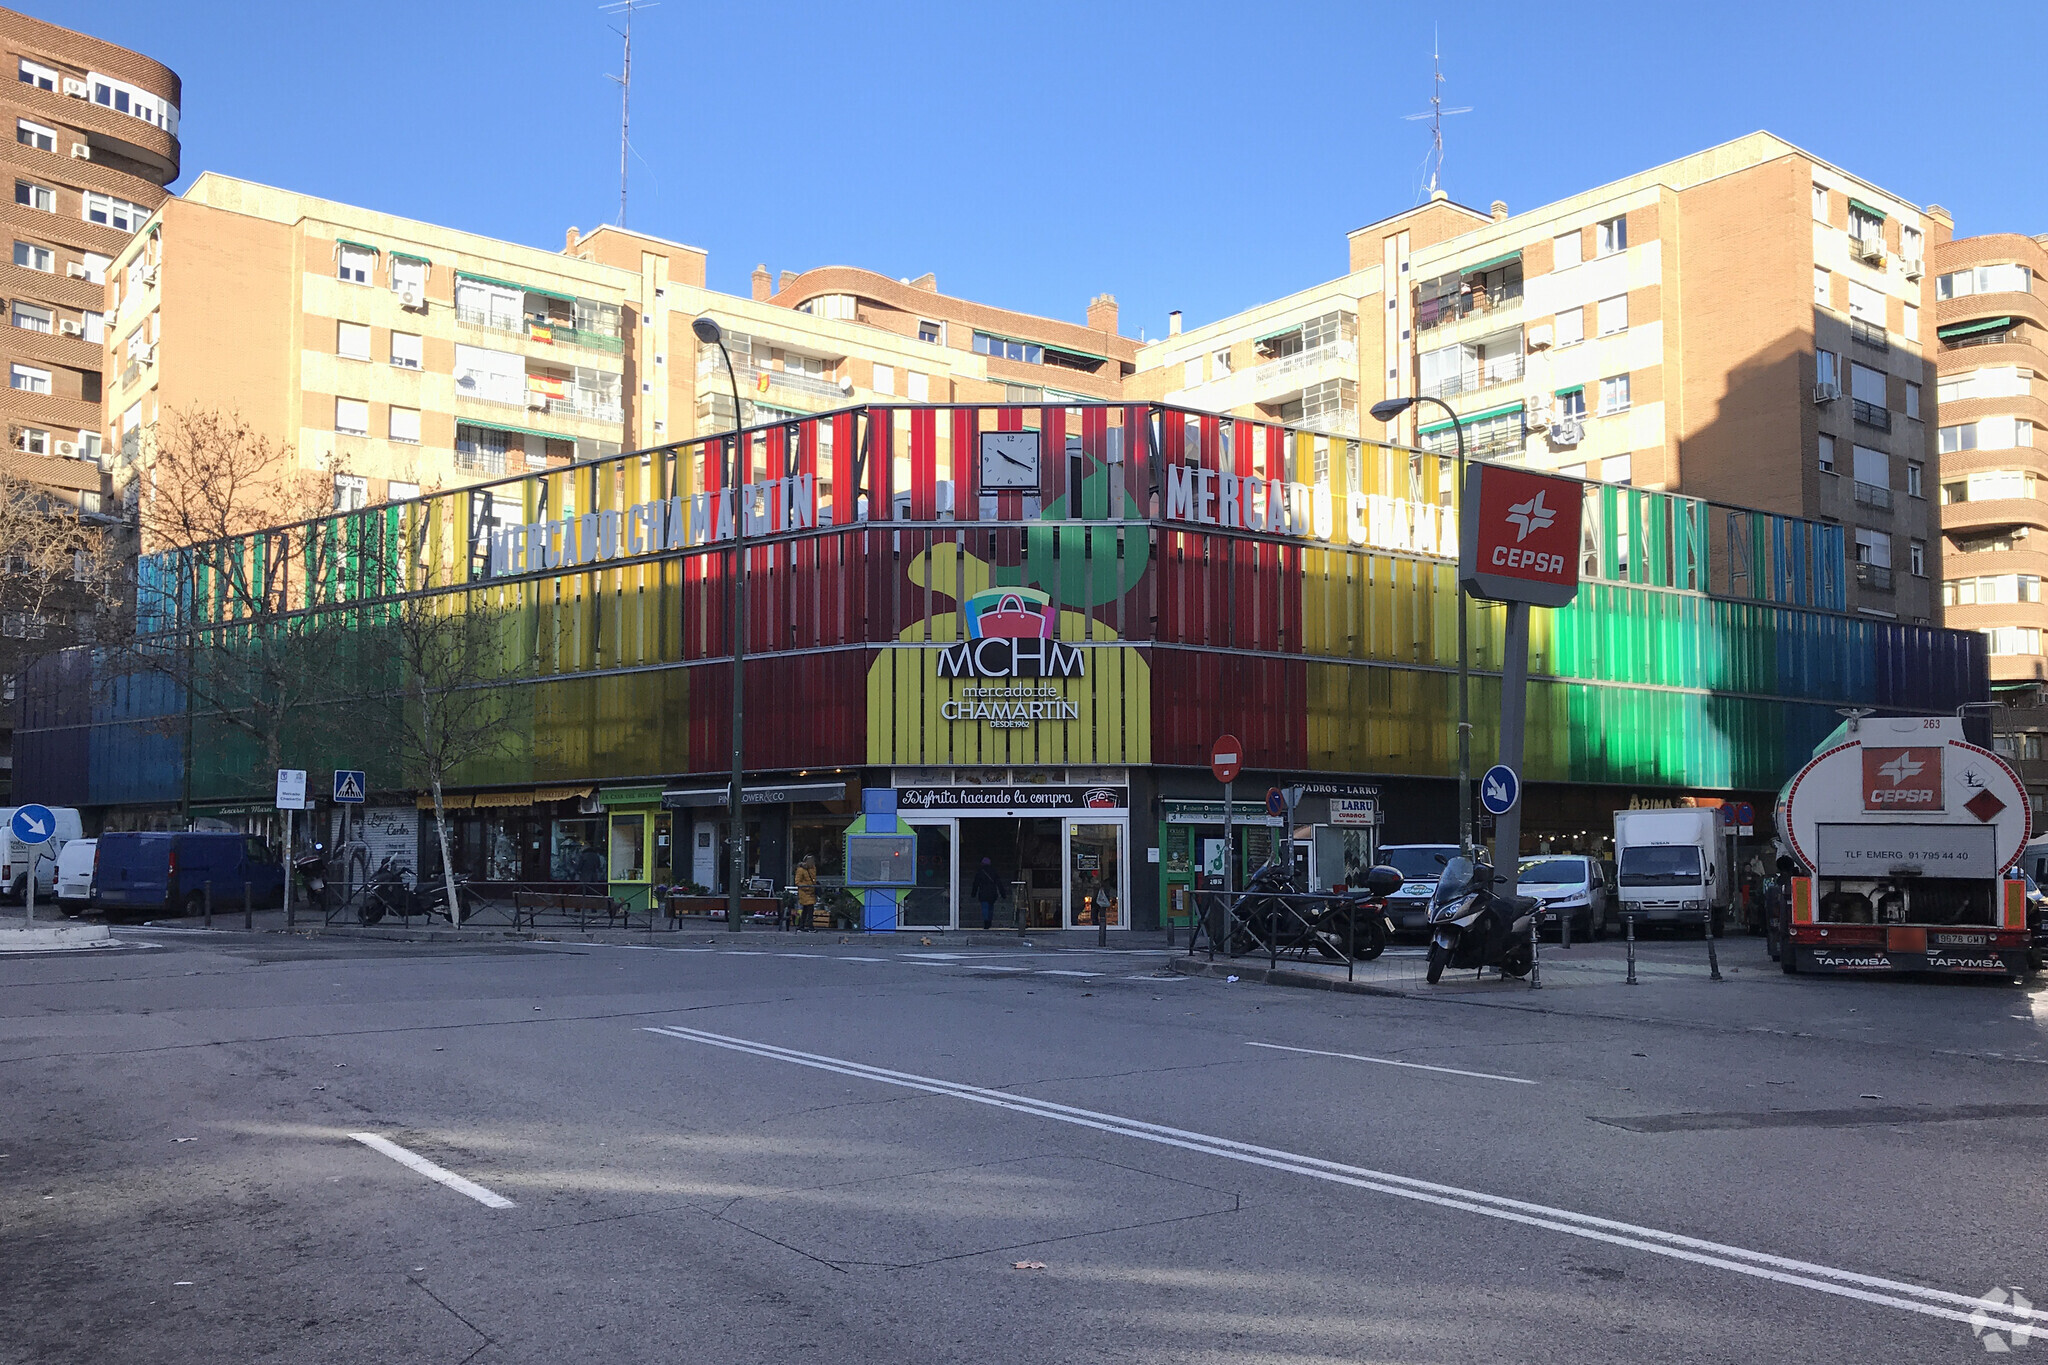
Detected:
left=529, top=323, right=553, bottom=343
left=756, top=371, right=771, bottom=393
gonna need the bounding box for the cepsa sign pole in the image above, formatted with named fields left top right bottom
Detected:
left=1458, top=465, right=1583, bottom=905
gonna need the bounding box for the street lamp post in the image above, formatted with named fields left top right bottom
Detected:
left=695, top=315, right=748, bottom=933
left=1370, top=395, right=1472, bottom=858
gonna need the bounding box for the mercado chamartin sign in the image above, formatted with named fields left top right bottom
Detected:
left=487, top=475, right=818, bottom=575
left=937, top=587, right=1086, bottom=730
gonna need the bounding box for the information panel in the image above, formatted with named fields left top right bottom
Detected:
left=846, top=833, right=917, bottom=886
left=1813, top=822, right=1998, bottom=877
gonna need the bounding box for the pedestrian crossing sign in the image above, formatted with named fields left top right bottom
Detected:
left=333, top=769, right=367, bottom=804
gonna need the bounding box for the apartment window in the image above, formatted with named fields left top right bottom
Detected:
left=13, top=241, right=52, bottom=272
left=798, top=293, right=856, bottom=321
left=1597, top=294, right=1628, bottom=335
left=917, top=319, right=943, bottom=345
left=390, top=256, right=426, bottom=293
left=1849, top=362, right=1886, bottom=406
left=1987, top=628, right=2044, bottom=656
left=1907, top=460, right=1923, bottom=498
left=1939, top=423, right=1975, bottom=454
left=907, top=371, right=929, bottom=402
left=1812, top=183, right=1829, bottom=221
left=1852, top=444, right=1889, bottom=488
left=2024, top=420, right=2038, bottom=448
left=1944, top=470, right=2038, bottom=503
left=1184, top=358, right=1203, bottom=388
left=79, top=431, right=101, bottom=460
left=1556, top=387, right=1587, bottom=420
left=10, top=363, right=50, bottom=394
left=337, top=321, right=371, bottom=361
left=82, top=192, right=147, bottom=233
left=1817, top=349, right=1839, bottom=390
left=91, top=77, right=176, bottom=134
left=80, top=252, right=108, bottom=284
left=1904, top=381, right=1920, bottom=420
left=335, top=398, right=369, bottom=436
left=1902, top=303, right=1918, bottom=342
left=1938, top=264, right=2032, bottom=300
left=1813, top=266, right=1831, bottom=307
left=11, top=301, right=51, bottom=334
left=1596, top=215, right=1627, bottom=257
left=1603, top=454, right=1632, bottom=485
left=1847, top=281, right=1883, bottom=323
left=1901, top=225, right=1923, bottom=260
left=389, top=406, right=420, bottom=444
left=14, top=180, right=52, bottom=213
left=337, top=245, right=373, bottom=285
left=1555, top=307, right=1585, bottom=347
left=387, top=480, right=419, bottom=502
left=971, top=332, right=1042, bottom=364
left=455, top=424, right=509, bottom=474
left=1599, top=374, right=1631, bottom=415
left=17, top=58, right=56, bottom=91
left=1213, top=348, right=1232, bottom=376
left=15, top=427, right=46, bottom=454
left=1548, top=231, right=1581, bottom=272
left=1909, top=539, right=1926, bottom=578
left=15, top=119, right=54, bottom=153
left=1854, top=527, right=1892, bottom=567
left=333, top=474, right=369, bottom=512
left=1941, top=367, right=2026, bottom=402
left=454, top=344, right=523, bottom=404
left=1849, top=205, right=1883, bottom=244
left=390, top=331, right=422, bottom=369
left=873, top=363, right=895, bottom=396
left=1817, top=433, right=1836, bottom=474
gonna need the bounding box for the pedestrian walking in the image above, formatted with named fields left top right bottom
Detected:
left=972, top=857, right=1004, bottom=930
left=795, top=855, right=819, bottom=930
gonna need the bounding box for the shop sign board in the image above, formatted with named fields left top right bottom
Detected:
left=488, top=475, right=818, bottom=576
left=275, top=768, right=308, bottom=811
left=1458, top=464, right=1583, bottom=607
left=1163, top=800, right=1270, bottom=824
left=1330, top=798, right=1378, bottom=827
left=1162, top=467, right=1455, bottom=558
left=660, top=781, right=847, bottom=809
left=896, top=786, right=1126, bottom=813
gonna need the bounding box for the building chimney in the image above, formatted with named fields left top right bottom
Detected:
left=1168, top=310, right=1183, bottom=336
left=777, top=269, right=798, bottom=294
left=1491, top=201, right=1508, bottom=222
left=1087, top=293, right=1120, bottom=335
left=907, top=272, right=937, bottom=292
left=564, top=226, right=581, bottom=253
left=751, top=264, right=771, bottom=302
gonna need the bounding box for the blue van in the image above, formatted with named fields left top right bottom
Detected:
left=93, top=832, right=286, bottom=918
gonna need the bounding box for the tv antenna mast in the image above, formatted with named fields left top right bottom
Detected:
left=1403, top=33, right=1470, bottom=197
left=602, top=0, right=657, bottom=226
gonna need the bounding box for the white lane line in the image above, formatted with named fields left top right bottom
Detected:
left=347, top=1134, right=514, bottom=1209
left=775, top=953, right=830, bottom=959
left=962, top=965, right=1032, bottom=972
left=1244, top=1040, right=1536, bottom=1086
left=840, top=956, right=886, bottom=962
left=1035, top=970, right=1101, bottom=978
left=641, top=1025, right=2033, bottom=1335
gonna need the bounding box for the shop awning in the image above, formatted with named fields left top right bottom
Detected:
left=417, top=793, right=474, bottom=810
left=1419, top=399, right=1525, bottom=435
left=1252, top=322, right=1306, bottom=344
left=457, top=269, right=576, bottom=303
left=417, top=786, right=593, bottom=810
left=1938, top=316, right=2013, bottom=339
left=1043, top=343, right=1108, bottom=364
left=334, top=238, right=379, bottom=255
left=662, top=781, right=848, bottom=809
left=1461, top=249, right=1521, bottom=274
left=1847, top=198, right=1887, bottom=221
left=457, top=417, right=557, bottom=444
left=1554, top=384, right=1584, bottom=398
left=533, top=786, right=594, bottom=803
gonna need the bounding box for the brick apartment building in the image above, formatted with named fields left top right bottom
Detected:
left=1135, top=132, right=1947, bottom=624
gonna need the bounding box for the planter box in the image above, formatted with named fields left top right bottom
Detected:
left=667, top=895, right=779, bottom=919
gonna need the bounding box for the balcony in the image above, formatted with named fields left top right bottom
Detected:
left=1853, top=481, right=1894, bottom=511
left=1856, top=562, right=1895, bottom=592
left=1415, top=282, right=1523, bottom=334
left=1420, top=353, right=1525, bottom=401
left=1849, top=317, right=1889, bottom=351
left=1943, top=327, right=2019, bottom=351
left=1296, top=409, right=1359, bottom=439
left=1251, top=340, right=1356, bottom=390
left=456, top=306, right=624, bottom=354
left=545, top=390, right=624, bottom=424
left=737, top=361, right=847, bottom=402
left=1852, top=399, right=1892, bottom=432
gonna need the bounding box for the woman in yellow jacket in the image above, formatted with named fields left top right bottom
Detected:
left=794, top=856, right=820, bottom=929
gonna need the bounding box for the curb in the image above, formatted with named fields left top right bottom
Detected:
left=1167, top=954, right=1413, bottom=998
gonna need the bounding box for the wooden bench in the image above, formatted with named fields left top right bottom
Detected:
left=511, top=890, right=629, bottom=930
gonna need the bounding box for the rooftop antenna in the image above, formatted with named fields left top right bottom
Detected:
left=1403, top=30, right=1470, bottom=198
left=602, top=0, right=657, bottom=227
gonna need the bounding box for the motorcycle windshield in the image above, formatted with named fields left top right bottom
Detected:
left=1432, top=856, right=1475, bottom=909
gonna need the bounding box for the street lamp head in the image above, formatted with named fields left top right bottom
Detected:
left=1369, top=397, right=1415, bottom=423
left=692, top=316, right=724, bottom=347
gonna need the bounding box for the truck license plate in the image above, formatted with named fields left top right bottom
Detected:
left=1931, top=933, right=1988, bottom=946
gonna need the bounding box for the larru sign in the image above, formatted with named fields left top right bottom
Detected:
left=1163, top=465, right=1455, bottom=557
left=488, top=475, right=817, bottom=576
left=1458, top=464, right=1583, bottom=607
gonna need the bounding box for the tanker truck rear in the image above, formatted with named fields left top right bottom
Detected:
left=1775, top=714, right=2031, bottom=976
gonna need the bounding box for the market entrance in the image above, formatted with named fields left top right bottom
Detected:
left=957, top=818, right=1062, bottom=929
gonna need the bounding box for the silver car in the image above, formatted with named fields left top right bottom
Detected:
left=1517, top=855, right=1611, bottom=939
left=1379, top=844, right=1463, bottom=934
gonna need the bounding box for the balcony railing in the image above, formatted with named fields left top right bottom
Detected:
left=1944, top=329, right=2016, bottom=351
left=1849, top=317, right=1889, bottom=351
left=545, top=392, right=625, bottom=424
left=1297, top=409, right=1360, bottom=439
left=1420, top=353, right=1526, bottom=400
left=1252, top=340, right=1357, bottom=388
left=1856, top=562, right=1895, bottom=592
left=1853, top=481, right=1894, bottom=510
left=1415, top=283, right=1524, bottom=333
left=457, top=306, right=624, bottom=353
left=1852, top=399, right=1892, bottom=432
left=1423, top=422, right=1526, bottom=461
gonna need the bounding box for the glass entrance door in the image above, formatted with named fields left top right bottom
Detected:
left=1066, top=822, right=1124, bottom=928
left=899, top=820, right=955, bottom=928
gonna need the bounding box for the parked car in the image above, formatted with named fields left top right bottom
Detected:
left=0, top=804, right=84, bottom=904
left=92, top=831, right=285, bottom=919
left=1518, top=855, right=1611, bottom=939
left=54, top=838, right=97, bottom=914
left=1379, top=843, right=1463, bottom=934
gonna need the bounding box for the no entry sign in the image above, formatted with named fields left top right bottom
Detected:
left=1210, top=734, right=1244, bottom=785
left=1459, top=464, right=1584, bottom=607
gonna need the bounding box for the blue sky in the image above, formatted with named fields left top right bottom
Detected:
left=44, top=0, right=2048, bottom=339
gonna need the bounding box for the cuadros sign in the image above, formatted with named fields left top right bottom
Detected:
left=1458, top=464, right=1583, bottom=607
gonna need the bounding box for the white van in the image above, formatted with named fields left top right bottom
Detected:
left=0, top=806, right=85, bottom=904
left=54, top=838, right=97, bottom=913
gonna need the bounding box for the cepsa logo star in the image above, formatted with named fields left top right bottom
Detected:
left=1879, top=752, right=1925, bottom=786
left=1505, top=491, right=1556, bottom=542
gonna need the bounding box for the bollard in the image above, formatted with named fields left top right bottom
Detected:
left=242, top=881, right=252, bottom=931
left=204, top=880, right=213, bottom=929
left=1625, top=912, right=1638, bottom=985
left=1561, top=902, right=1572, bottom=951
left=1705, top=904, right=1724, bottom=982
left=1528, top=912, right=1542, bottom=990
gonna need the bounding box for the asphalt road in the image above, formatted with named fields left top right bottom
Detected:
left=5, top=927, right=2048, bottom=1363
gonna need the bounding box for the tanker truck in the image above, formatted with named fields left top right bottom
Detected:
left=1774, top=713, right=2031, bottom=977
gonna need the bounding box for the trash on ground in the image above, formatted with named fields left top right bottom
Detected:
left=1011, top=1260, right=1047, bottom=1270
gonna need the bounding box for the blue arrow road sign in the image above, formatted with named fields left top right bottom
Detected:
left=9, top=803, right=55, bottom=844
left=1479, top=765, right=1520, bottom=817
left=332, top=770, right=367, bottom=804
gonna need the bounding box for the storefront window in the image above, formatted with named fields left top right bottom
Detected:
left=1069, top=823, right=1122, bottom=927
left=899, top=822, right=953, bottom=928
left=552, top=818, right=605, bottom=885
left=609, top=813, right=646, bottom=882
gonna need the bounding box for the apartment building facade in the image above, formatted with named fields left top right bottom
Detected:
left=1135, top=133, right=1945, bottom=624
left=1, top=6, right=174, bottom=489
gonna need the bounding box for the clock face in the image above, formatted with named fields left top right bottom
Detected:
left=978, top=431, right=1041, bottom=490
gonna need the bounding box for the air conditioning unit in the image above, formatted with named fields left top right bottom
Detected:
left=55, top=440, right=75, bottom=457
left=62, top=77, right=86, bottom=99
left=1902, top=256, right=1924, bottom=281
left=58, top=320, right=80, bottom=336
left=527, top=395, right=549, bottom=410
left=1527, top=324, right=1554, bottom=351
left=398, top=286, right=424, bottom=311
left=1814, top=382, right=1842, bottom=404
left=135, top=342, right=156, bottom=364
left=1850, top=236, right=1885, bottom=264
left=69, top=143, right=89, bottom=160
left=1548, top=418, right=1585, bottom=447
left=65, top=263, right=87, bottom=279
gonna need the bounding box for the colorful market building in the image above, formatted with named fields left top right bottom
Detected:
left=13, top=401, right=1987, bottom=930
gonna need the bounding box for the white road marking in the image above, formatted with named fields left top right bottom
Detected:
left=775, top=953, right=830, bottom=959
left=642, top=1025, right=2036, bottom=1335
left=840, top=956, right=886, bottom=962
left=1035, top=970, right=1101, bottom=978
left=1243, top=1041, right=1536, bottom=1085
left=348, top=1133, right=514, bottom=1209
left=962, top=965, right=1031, bottom=972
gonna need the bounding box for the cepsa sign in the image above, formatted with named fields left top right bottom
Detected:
left=1458, top=464, right=1584, bottom=607
left=1862, top=746, right=1944, bottom=811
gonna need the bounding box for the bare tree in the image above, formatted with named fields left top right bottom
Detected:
left=0, top=462, right=124, bottom=686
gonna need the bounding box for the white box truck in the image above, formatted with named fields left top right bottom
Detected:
left=1612, top=807, right=1729, bottom=932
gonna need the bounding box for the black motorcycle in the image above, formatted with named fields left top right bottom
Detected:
left=360, top=856, right=413, bottom=925
left=1424, top=854, right=1539, bottom=984
left=1229, top=859, right=1402, bottom=963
